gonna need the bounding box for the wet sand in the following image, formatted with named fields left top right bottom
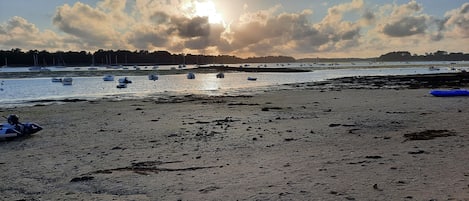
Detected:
left=1, top=74, right=469, bottom=200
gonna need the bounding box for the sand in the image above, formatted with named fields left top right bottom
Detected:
left=1, top=76, right=469, bottom=200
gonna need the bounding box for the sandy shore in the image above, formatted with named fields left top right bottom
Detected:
left=1, top=76, right=469, bottom=200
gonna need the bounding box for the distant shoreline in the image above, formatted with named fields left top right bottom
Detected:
left=1, top=62, right=467, bottom=79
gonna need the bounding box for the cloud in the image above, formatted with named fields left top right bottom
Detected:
left=52, top=2, right=130, bottom=49
left=225, top=1, right=365, bottom=57
left=378, top=0, right=429, bottom=37
left=0, top=16, right=63, bottom=50
left=382, top=16, right=428, bottom=37
left=0, top=0, right=468, bottom=58
left=125, top=23, right=169, bottom=50
left=445, top=3, right=469, bottom=38
left=171, top=16, right=211, bottom=38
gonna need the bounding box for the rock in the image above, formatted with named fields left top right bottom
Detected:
left=365, top=155, right=383, bottom=159
left=408, top=150, right=427, bottom=154
left=403, top=130, right=455, bottom=141
left=70, top=176, right=94, bottom=182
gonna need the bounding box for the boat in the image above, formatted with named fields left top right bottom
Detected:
left=103, top=74, right=115, bottom=81
left=148, top=74, right=158, bottom=81
left=247, top=77, right=257, bottom=81
left=29, top=66, right=51, bottom=72
left=187, top=72, right=195, bottom=79
left=62, top=77, right=73, bottom=85
left=430, top=89, right=469, bottom=97
left=216, top=72, right=225, bottom=78
left=51, top=77, right=62, bottom=82
left=116, top=83, right=127, bottom=88
left=428, top=66, right=440, bottom=71
left=2, top=57, right=7, bottom=68
left=0, top=114, right=42, bottom=139
left=118, top=77, right=132, bottom=84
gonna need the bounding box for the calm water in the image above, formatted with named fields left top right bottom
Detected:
left=1, top=63, right=468, bottom=108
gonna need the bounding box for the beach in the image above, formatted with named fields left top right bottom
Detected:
left=1, top=75, right=469, bottom=200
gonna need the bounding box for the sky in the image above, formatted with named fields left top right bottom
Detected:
left=0, top=0, right=468, bottom=58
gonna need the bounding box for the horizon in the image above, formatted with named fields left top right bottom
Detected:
left=1, top=0, right=468, bottom=58
left=2, top=49, right=468, bottom=61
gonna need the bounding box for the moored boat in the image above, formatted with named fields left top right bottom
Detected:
left=148, top=74, right=158, bottom=81
left=51, top=77, right=62, bottom=82
left=103, top=74, right=114, bottom=81
left=216, top=72, right=225, bottom=78
left=62, top=77, right=73, bottom=85
left=116, top=83, right=127, bottom=88
left=187, top=72, right=195, bottom=79
left=118, top=77, right=132, bottom=84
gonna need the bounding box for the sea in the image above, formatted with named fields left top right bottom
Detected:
left=1, top=61, right=468, bottom=108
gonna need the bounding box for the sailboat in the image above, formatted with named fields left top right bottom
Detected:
left=28, top=54, right=50, bottom=71
left=2, top=58, right=7, bottom=68
left=179, top=53, right=186, bottom=68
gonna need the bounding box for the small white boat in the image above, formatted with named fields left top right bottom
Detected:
left=148, top=74, right=158, bottom=81
left=51, top=77, right=62, bottom=82
left=247, top=77, right=257, bottom=81
left=216, top=72, right=225, bottom=78
left=62, top=77, right=73, bottom=85
left=103, top=74, right=114, bottom=81
left=116, top=83, right=127, bottom=88
left=118, top=77, right=132, bottom=84
left=187, top=72, right=195, bottom=79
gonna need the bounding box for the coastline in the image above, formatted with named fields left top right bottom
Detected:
left=0, top=65, right=309, bottom=79
left=1, top=73, right=469, bottom=200
left=1, top=61, right=467, bottom=79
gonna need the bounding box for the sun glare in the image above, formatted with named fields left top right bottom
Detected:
left=192, top=1, right=225, bottom=26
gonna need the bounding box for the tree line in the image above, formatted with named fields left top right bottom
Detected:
left=378, top=50, right=469, bottom=62
left=0, top=49, right=295, bottom=67
left=1, top=49, right=467, bottom=67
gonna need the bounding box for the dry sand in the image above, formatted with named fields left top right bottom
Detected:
left=1, top=78, right=469, bottom=200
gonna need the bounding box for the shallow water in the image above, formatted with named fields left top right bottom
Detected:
left=0, top=63, right=468, bottom=107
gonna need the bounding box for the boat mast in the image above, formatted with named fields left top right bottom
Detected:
left=33, top=54, right=38, bottom=66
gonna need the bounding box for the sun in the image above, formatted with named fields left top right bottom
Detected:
left=191, top=1, right=226, bottom=26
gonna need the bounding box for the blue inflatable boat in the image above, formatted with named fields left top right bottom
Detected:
left=0, top=114, right=42, bottom=139
left=430, top=89, right=469, bottom=97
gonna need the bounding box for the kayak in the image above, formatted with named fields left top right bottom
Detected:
left=430, top=89, right=469, bottom=97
